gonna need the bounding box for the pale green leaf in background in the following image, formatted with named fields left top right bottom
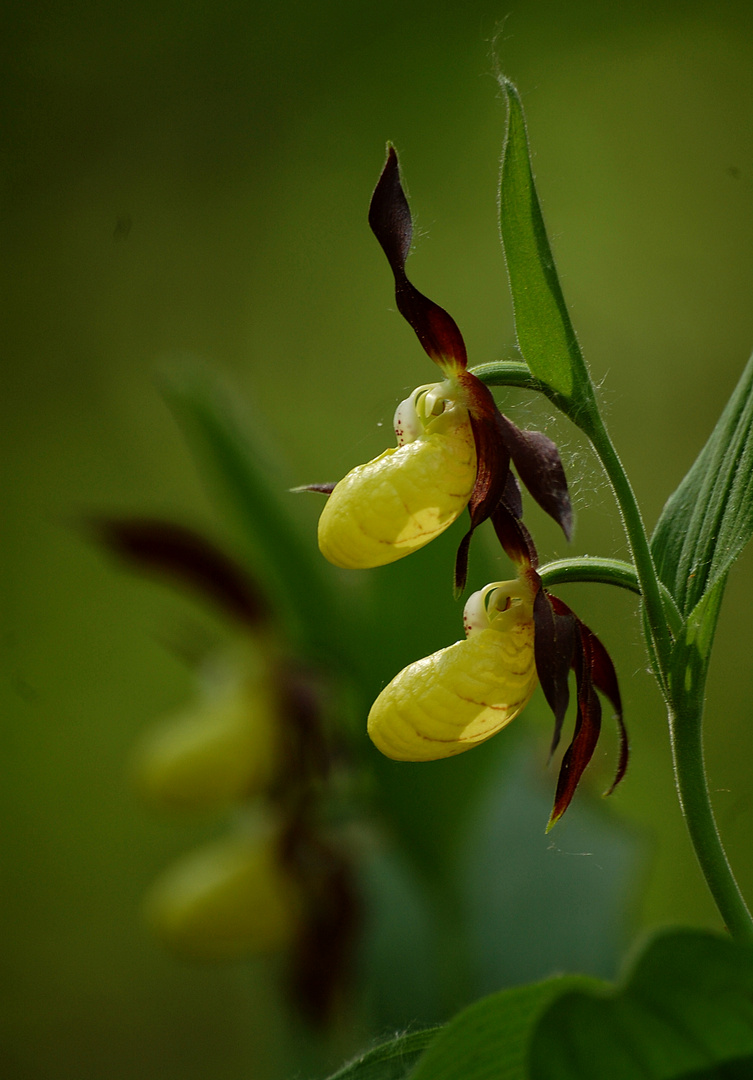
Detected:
left=159, top=361, right=344, bottom=663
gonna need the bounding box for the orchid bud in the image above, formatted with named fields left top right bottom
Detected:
left=132, top=653, right=279, bottom=811
left=367, top=576, right=537, bottom=760
left=144, top=826, right=301, bottom=959
left=317, top=381, right=476, bottom=569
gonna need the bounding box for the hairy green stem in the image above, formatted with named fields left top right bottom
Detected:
left=576, top=413, right=753, bottom=938
left=538, top=557, right=684, bottom=639
left=538, top=556, right=640, bottom=593
left=669, top=702, right=753, bottom=941
left=576, top=410, right=673, bottom=692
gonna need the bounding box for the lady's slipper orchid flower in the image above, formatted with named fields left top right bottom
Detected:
left=308, top=147, right=573, bottom=591
left=369, top=509, right=628, bottom=826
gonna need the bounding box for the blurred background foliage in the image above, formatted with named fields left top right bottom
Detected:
left=2, top=1, right=753, bottom=1077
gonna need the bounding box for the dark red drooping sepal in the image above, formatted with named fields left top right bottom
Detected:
left=88, top=517, right=271, bottom=629
left=454, top=419, right=511, bottom=593
left=583, top=619, right=628, bottom=797
left=452, top=372, right=511, bottom=592
left=533, top=587, right=576, bottom=756
left=531, top=589, right=627, bottom=829
left=495, top=415, right=573, bottom=542
left=548, top=627, right=603, bottom=830
left=369, top=147, right=467, bottom=374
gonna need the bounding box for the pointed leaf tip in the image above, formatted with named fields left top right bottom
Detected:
left=652, top=352, right=753, bottom=619
left=499, top=77, right=597, bottom=416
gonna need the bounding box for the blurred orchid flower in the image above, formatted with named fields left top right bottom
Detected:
left=131, top=650, right=281, bottom=812
left=144, top=822, right=303, bottom=960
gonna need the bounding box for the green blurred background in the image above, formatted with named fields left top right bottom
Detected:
left=3, top=1, right=753, bottom=1077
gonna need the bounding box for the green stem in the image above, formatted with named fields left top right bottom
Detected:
left=574, top=413, right=753, bottom=936
left=538, top=557, right=684, bottom=639
left=575, top=409, right=673, bottom=693
left=538, top=556, right=641, bottom=594
left=669, top=701, right=753, bottom=941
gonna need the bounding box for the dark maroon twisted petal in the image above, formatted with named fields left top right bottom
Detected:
left=585, top=624, right=628, bottom=795
left=369, top=147, right=467, bottom=372
left=549, top=625, right=604, bottom=828
left=491, top=502, right=538, bottom=571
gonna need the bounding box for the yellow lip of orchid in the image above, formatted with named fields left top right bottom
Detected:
left=367, top=575, right=538, bottom=761
left=317, top=380, right=477, bottom=569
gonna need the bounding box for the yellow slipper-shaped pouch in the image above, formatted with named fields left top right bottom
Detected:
left=318, top=381, right=476, bottom=569
left=368, top=577, right=538, bottom=760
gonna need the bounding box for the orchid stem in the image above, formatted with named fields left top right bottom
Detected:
left=669, top=701, right=753, bottom=942
left=538, top=557, right=683, bottom=639
left=576, top=409, right=673, bottom=693
left=577, top=410, right=753, bottom=941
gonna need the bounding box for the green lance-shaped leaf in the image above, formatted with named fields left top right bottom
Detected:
left=405, top=976, right=603, bottom=1080
left=529, top=927, right=753, bottom=1080
left=668, top=576, right=727, bottom=710
left=325, top=1028, right=440, bottom=1080
left=498, top=78, right=598, bottom=419
left=652, top=352, right=753, bottom=618
left=158, top=361, right=346, bottom=665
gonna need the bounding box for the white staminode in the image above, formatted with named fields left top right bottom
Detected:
left=463, top=581, right=524, bottom=637
left=393, top=381, right=452, bottom=446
